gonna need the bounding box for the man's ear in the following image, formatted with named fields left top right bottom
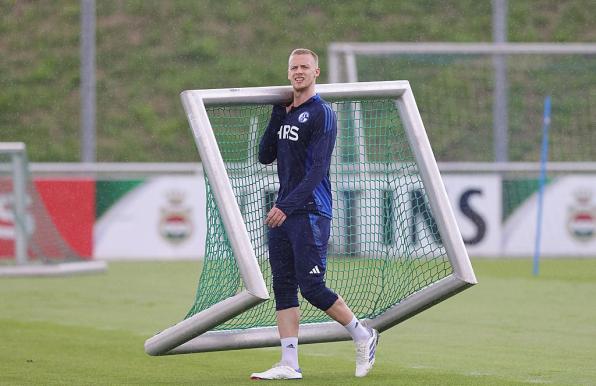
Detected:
left=315, top=68, right=321, bottom=78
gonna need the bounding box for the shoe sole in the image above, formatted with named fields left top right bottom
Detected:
left=250, top=376, right=302, bottom=380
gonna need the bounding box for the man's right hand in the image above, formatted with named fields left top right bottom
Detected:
left=271, top=104, right=288, bottom=118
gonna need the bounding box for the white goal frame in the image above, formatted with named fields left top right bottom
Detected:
left=0, top=142, right=107, bottom=277
left=144, top=81, right=477, bottom=356
left=327, top=42, right=596, bottom=163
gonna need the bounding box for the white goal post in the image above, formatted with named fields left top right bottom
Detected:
left=0, top=142, right=28, bottom=265
left=144, top=81, right=477, bottom=356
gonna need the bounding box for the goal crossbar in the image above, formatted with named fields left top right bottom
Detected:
left=328, top=42, right=596, bottom=56
left=144, top=80, right=476, bottom=356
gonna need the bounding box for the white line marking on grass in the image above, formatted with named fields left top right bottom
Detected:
left=307, top=351, right=336, bottom=357
left=408, top=363, right=554, bottom=384
left=410, top=364, right=432, bottom=369
left=524, top=378, right=552, bottom=384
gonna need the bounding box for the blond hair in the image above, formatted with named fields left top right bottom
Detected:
left=288, top=48, right=319, bottom=67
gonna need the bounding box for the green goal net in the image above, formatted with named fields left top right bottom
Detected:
left=327, top=44, right=596, bottom=259
left=0, top=142, right=106, bottom=276
left=185, top=98, right=453, bottom=330
left=144, top=82, right=475, bottom=356
left=0, top=147, right=78, bottom=264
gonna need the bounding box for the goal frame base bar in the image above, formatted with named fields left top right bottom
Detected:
left=144, top=81, right=477, bottom=356
left=159, top=274, right=471, bottom=355
left=0, top=260, right=107, bottom=278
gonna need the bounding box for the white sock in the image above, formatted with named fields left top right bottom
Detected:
left=344, top=316, right=371, bottom=342
left=280, top=337, right=299, bottom=370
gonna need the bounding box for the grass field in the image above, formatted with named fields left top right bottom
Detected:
left=1, top=259, right=595, bottom=385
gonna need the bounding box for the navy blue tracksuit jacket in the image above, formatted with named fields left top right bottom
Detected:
left=258, top=94, right=337, bottom=219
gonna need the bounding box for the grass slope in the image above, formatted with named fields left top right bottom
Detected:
left=1, top=259, right=595, bottom=385
left=1, top=1, right=595, bottom=161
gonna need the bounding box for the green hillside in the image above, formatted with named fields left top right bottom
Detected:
left=1, top=0, right=595, bottom=162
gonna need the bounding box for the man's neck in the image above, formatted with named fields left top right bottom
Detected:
left=291, top=87, right=316, bottom=109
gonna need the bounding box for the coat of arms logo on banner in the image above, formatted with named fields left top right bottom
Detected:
left=159, top=190, right=193, bottom=244
left=567, top=189, right=595, bottom=242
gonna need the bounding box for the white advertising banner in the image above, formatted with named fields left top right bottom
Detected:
left=94, top=176, right=206, bottom=260
left=443, top=175, right=502, bottom=257
left=503, top=175, right=596, bottom=257
left=92, top=172, right=596, bottom=259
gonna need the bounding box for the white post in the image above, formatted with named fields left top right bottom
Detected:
left=492, top=0, right=509, bottom=162
left=6, top=144, right=28, bottom=265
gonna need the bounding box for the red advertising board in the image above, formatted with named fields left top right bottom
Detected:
left=0, top=179, right=94, bottom=260
left=35, top=179, right=95, bottom=258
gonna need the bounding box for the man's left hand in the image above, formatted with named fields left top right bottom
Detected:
left=265, top=206, right=287, bottom=228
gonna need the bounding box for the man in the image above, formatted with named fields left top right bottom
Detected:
left=250, top=48, right=379, bottom=380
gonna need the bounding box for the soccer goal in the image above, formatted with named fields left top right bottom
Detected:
left=327, top=42, right=596, bottom=163
left=145, top=81, right=477, bottom=356
left=0, top=142, right=106, bottom=277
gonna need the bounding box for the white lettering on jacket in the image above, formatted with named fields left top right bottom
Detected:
left=277, top=125, right=299, bottom=141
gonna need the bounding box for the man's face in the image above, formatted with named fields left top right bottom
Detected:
left=288, top=54, right=320, bottom=91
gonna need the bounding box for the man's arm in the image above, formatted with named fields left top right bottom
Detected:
left=276, top=105, right=336, bottom=216
left=258, top=105, right=286, bottom=164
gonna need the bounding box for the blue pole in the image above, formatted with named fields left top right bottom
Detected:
left=533, top=96, right=551, bottom=276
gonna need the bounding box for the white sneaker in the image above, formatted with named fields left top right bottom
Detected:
left=355, top=327, right=379, bottom=377
left=250, top=363, right=303, bottom=380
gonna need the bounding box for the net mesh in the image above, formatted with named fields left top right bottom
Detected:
left=344, top=51, right=596, bottom=257
left=0, top=150, right=82, bottom=264
left=185, top=98, right=453, bottom=330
